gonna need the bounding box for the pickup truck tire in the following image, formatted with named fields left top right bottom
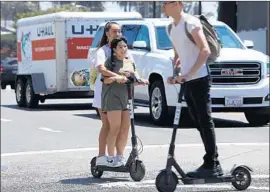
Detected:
left=25, top=78, right=39, bottom=108
left=15, top=78, right=26, bottom=107
left=149, top=80, right=172, bottom=126
left=244, top=111, right=270, bottom=126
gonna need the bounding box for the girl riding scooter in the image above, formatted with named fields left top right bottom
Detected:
left=101, top=37, right=148, bottom=167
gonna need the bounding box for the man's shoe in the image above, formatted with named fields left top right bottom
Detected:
left=187, top=163, right=224, bottom=178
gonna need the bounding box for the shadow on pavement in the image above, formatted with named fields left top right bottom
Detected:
left=1, top=103, right=94, bottom=111
left=59, top=177, right=129, bottom=185
left=73, top=111, right=268, bottom=129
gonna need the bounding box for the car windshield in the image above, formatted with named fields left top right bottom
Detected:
left=155, top=25, right=245, bottom=50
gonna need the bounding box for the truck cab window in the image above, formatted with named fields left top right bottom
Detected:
left=121, top=25, right=140, bottom=49
left=91, top=26, right=105, bottom=49
left=135, top=25, right=150, bottom=50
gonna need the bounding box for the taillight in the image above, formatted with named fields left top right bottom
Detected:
left=0, top=66, right=3, bottom=72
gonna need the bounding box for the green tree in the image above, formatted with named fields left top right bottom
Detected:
left=14, top=4, right=88, bottom=29
left=52, top=1, right=105, bottom=11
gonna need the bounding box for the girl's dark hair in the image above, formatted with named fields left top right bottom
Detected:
left=97, top=21, right=120, bottom=49
left=109, top=37, right=128, bottom=71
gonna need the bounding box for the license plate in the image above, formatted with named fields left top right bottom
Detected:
left=225, top=96, right=243, bottom=107
left=12, top=70, right=17, bottom=74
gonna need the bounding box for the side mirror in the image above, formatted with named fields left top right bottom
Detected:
left=132, top=41, right=149, bottom=50
left=243, top=40, right=254, bottom=49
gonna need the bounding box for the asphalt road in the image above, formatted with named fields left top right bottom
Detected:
left=1, top=87, right=269, bottom=192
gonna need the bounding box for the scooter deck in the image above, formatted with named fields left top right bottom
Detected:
left=181, top=175, right=234, bottom=185
left=95, top=165, right=129, bottom=173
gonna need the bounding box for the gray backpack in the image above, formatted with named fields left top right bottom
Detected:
left=168, top=15, right=221, bottom=64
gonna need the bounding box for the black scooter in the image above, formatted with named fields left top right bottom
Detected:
left=155, top=81, right=253, bottom=192
left=90, top=76, right=146, bottom=181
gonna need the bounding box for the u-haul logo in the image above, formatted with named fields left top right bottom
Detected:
left=72, top=24, right=99, bottom=35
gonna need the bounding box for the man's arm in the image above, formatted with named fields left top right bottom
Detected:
left=188, top=26, right=211, bottom=77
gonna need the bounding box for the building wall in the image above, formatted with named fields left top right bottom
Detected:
left=237, top=2, right=268, bottom=31
left=236, top=2, right=268, bottom=54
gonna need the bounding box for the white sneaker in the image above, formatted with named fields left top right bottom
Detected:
left=116, top=155, right=126, bottom=166
left=96, top=155, right=108, bottom=166
left=106, top=156, right=122, bottom=167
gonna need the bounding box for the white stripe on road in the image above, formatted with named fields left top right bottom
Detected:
left=38, top=127, right=62, bottom=133
left=1, top=118, right=12, bottom=122
left=1, top=142, right=268, bottom=157
left=98, top=179, right=269, bottom=190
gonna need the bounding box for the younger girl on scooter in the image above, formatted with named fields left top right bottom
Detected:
left=101, top=37, right=148, bottom=167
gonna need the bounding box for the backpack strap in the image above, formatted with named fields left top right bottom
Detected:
left=184, top=21, right=196, bottom=45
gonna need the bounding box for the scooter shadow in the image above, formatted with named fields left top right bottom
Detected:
left=59, top=176, right=130, bottom=186
left=133, top=113, right=256, bottom=129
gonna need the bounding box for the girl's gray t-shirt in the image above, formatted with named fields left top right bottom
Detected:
left=101, top=56, right=137, bottom=112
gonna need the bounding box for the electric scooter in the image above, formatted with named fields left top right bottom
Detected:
left=155, top=80, right=253, bottom=192
left=90, top=76, right=146, bottom=182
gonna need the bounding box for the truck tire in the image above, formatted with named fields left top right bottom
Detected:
left=149, top=80, right=172, bottom=126
left=15, top=78, right=26, bottom=107
left=244, top=111, right=270, bottom=126
left=25, top=78, right=39, bottom=108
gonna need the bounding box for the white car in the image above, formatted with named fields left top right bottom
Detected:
left=89, top=18, right=269, bottom=126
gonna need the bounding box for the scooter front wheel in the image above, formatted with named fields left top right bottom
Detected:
left=90, top=157, right=103, bottom=178
left=155, top=170, right=178, bottom=192
left=129, top=160, right=146, bottom=181
left=232, top=166, right=251, bottom=190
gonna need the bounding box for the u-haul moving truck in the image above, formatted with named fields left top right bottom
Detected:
left=15, top=11, right=142, bottom=108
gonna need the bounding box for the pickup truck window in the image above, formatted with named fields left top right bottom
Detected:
left=122, top=25, right=140, bottom=48
left=136, top=25, right=150, bottom=49
left=155, top=26, right=172, bottom=50
left=91, top=26, right=105, bottom=49
left=155, top=25, right=245, bottom=50
left=122, top=25, right=150, bottom=49
left=215, top=26, right=244, bottom=49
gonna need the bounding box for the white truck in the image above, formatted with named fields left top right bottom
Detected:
left=89, top=18, right=270, bottom=126
left=15, top=11, right=142, bottom=108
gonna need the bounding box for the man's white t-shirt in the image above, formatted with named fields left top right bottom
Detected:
left=168, top=13, right=208, bottom=81
left=92, top=45, right=134, bottom=109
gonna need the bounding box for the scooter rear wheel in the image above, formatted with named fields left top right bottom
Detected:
left=232, top=167, right=251, bottom=190
left=90, top=157, right=103, bottom=178
left=129, top=160, right=146, bottom=181
left=155, top=170, right=178, bottom=192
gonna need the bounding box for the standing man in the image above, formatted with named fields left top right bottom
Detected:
left=163, top=1, right=223, bottom=178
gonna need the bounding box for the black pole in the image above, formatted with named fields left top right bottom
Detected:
left=267, top=2, right=270, bottom=56
left=153, top=1, right=156, bottom=18
left=198, top=1, right=202, bottom=15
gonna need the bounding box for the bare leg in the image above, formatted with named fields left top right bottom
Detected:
left=116, top=110, right=131, bottom=156
left=98, top=109, right=109, bottom=156
left=106, top=110, right=122, bottom=157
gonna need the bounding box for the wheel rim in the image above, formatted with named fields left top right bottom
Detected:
left=16, top=83, right=22, bottom=101
left=26, top=84, right=31, bottom=103
left=234, top=170, right=250, bottom=186
left=151, top=87, right=162, bottom=120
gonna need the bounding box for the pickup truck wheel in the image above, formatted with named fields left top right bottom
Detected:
left=149, top=81, right=170, bottom=126
left=15, top=79, right=26, bottom=107
left=244, top=111, right=270, bottom=126
left=25, top=79, right=39, bottom=108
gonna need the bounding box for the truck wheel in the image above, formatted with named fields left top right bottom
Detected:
left=15, top=78, right=26, bottom=107
left=25, top=79, right=39, bottom=108
left=149, top=81, right=171, bottom=126
left=244, top=111, right=270, bottom=126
